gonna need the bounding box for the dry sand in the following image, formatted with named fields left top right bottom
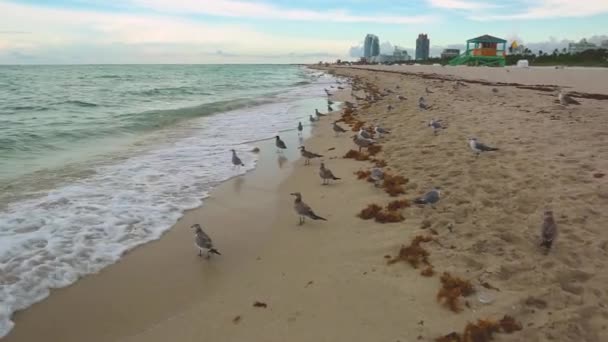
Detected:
left=5, top=66, right=608, bottom=342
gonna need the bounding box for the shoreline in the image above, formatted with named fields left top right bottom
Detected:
left=6, top=65, right=608, bottom=341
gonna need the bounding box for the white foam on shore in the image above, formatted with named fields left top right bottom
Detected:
left=0, top=70, right=341, bottom=338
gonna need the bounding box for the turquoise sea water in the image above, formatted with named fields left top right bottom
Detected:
left=0, top=65, right=340, bottom=337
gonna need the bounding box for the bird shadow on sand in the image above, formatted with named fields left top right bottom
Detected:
left=277, top=155, right=288, bottom=169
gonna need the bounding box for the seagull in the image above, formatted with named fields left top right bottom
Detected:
left=231, top=149, right=244, bottom=170
left=428, top=119, right=442, bottom=135
left=299, top=146, right=323, bottom=165
left=353, top=134, right=375, bottom=152
left=297, top=121, right=303, bottom=136
left=413, top=188, right=441, bottom=207
left=275, top=135, right=287, bottom=153
left=374, top=126, right=390, bottom=138
left=468, top=138, right=499, bottom=156
left=419, top=97, right=431, bottom=110
left=540, top=210, right=558, bottom=250
left=357, top=128, right=372, bottom=140
left=328, top=99, right=334, bottom=105
left=327, top=105, right=334, bottom=112
left=370, top=167, right=384, bottom=187
left=558, top=91, right=581, bottom=106
left=290, top=192, right=327, bottom=225
left=315, top=109, right=326, bottom=117
left=397, top=95, right=407, bottom=101
left=333, top=121, right=347, bottom=136
left=309, top=115, right=317, bottom=123
left=425, top=87, right=434, bottom=94
left=191, top=224, right=221, bottom=259
left=319, top=162, right=341, bottom=185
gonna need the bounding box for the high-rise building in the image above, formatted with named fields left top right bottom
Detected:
left=415, top=34, right=430, bottom=60
left=364, top=34, right=380, bottom=58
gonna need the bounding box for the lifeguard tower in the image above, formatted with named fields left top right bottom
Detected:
left=449, top=34, right=507, bottom=67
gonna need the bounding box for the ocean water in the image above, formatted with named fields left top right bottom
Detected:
left=0, top=65, right=340, bottom=337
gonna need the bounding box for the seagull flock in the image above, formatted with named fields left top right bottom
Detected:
left=192, top=77, right=570, bottom=259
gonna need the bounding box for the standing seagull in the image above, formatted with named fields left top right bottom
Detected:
left=191, top=224, right=221, bottom=259
left=468, top=138, right=499, bottom=156
left=428, top=119, right=442, bottom=135
left=289, top=192, right=327, bottom=225
left=353, top=134, right=375, bottom=152
left=357, top=128, right=372, bottom=140
left=315, top=109, right=326, bottom=117
left=297, top=121, right=303, bottom=136
left=309, top=115, right=317, bottom=123
left=419, top=96, right=431, bottom=110
left=374, top=126, right=390, bottom=138
left=370, top=167, right=384, bottom=187
left=275, top=135, right=287, bottom=153
left=413, top=188, right=441, bottom=207
left=319, top=162, right=341, bottom=185
left=299, top=146, right=323, bottom=165
left=333, top=121, right=347, bottom=136
left=327, top=104, right=334, bottom=112
left=540, top=210, right=558, bottom=250
left=231, top=149, right=244, bottom=170
left=558, top=91, right=581, bottom=106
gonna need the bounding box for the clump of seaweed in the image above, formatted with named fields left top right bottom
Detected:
left=437, top=272, right=475, bottom=312
left=435, top=315, right=522, bottom=342
left=382, top=174, right=407, bottom=197
left=386, top=199, right=411, bottom=211
left=374, top=210, right=404, bottom=223
left=387, top=235, right=433, bottom=268
left=355, top=170, right=371, bottom=180
left=351, top=121, right=366, bottom=132
left=343, top=149, right=370, bottom=161
left=372, top=159, right=387, bottom=167
left=358, top=204, right=382, bottom=220
left=367, top=144, right=382, bottom=156
left=421, top=266, right=435, bottom=277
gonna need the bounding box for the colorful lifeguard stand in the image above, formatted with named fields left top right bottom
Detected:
left=449, top=34, right=507, bottom=67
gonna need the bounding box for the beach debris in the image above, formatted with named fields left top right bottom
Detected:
left=315, top=108, right=326, bottom=117
left=367, top=144, right=382, bottom=156
left=290, top=192, right=327, bottom=225
left=477, top=290, right=497, bottom=304
left=370, top=167, right=384, bottom=187
left=540, top=210, right=558, bottom=250
left=374, top=210, right=405, bottom=223
left=358, top=204, right=382, bottom=220
left=299, top=146, right=323, bottom=165
left=355, top=169, right=371, bottom=180
left=468, top=138, right=499, bottom=156
left=387, top=235, right=433, bottom=268
left=327, top=147, right=336, bottom=151
left=558, top=90, right=581, bottom=106
left=231, top=149, right=245, bottom=170
left=319, top=162, right=341, bottom=185
left=593, top=172, right=605, bottom=178
left=191, top=224, right=221, bottom=259
left=232, top=315, right=242, bottom=324
left=305, top=281, right=314, bottom=288
left=413, top=188, right=441, bottom=206
left=437, top=272, right=474, bottom=312
left=333, top=121, right=347, bottom=136
left=383, top=174, right=407, bottom=197
left=428, top=119, right=443, bottom=135
left=344, top=149, right=370, bottom=161
left=435, top=315, right=522, bottom=342
left=251, top=147, right=261, bottom=153
left=387, top=199, right=410, bottom=211
left=419, top=96, right=432, bottom=110
left=275, top=135, right=287, bottom=153
left=374, top=126, right=391, bottom=138
left=253, top=301, right=268, bottom=308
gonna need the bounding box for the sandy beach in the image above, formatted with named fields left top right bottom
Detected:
left=5, top=66, right=608, bottom=342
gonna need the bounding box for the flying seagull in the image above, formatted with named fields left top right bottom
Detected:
left=428, top=119, right=442, bottom=135
left=275, top=135, right=287, bottom=153
left=370, top=167, right=384, bottom=187
left=231, top=149, right=244, bottom=170
left=290, top=192, right=327, bottom=225
left=191, top=224, right=221, bottom=259
left=413, top=188, right=441, bottom=207
left=319, top=162, right=341, bottom=185
left=540, top=210, right=558, bottom=250
left=299, top=146, right=323, bottom=165
left=558, top=91, right=581, bottom=106
left=468, top=138, right=499, bottom=156
left=374, top=126, right=390, bottom=138
left=297, top=121, right=303, bottom=136
left=315, top=109, right=326, bottom=117
left=333, top=121, right=347, bottom=136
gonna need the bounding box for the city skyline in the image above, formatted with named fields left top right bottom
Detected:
left=0, top=0, right=607, bottom=64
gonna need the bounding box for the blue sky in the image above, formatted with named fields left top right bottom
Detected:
left=0, top=0, right=607, bottom=63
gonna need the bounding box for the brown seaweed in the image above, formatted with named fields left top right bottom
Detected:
left=374, top=210, right=405, bottom=223
left=386, top=199, right=411, bottom=211
left=421, top=266, right=435, bottom=277
left=437, top=272, right=474, bottom=312
left=358, top=204, right=382, bottom=220
left=355, top=170, right=371, bottom=180
left=367, top=144, right=382, bottom=156
left=343, top=149, right=370, bottom=161
left=387, top=235, right=433, bottom=268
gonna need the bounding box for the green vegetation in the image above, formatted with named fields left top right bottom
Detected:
left=506, top=48, right=608, bottom=67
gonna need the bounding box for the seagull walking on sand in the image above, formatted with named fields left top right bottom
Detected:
left=353, top=134, right=375, bottom=152
left=333, top=121, right=347, bottom=136
left=299, top=146, right=323, bottom=165
left=297, top=122, right=303, bottom=136
left=290, top=192, right=327, bottom=225
left=315, top=109, right=326, bottom=117
left=558, top=90, right=581, bottom=106
left=309, top=114, right=317, bottom=123
left=370, top=167, right=384, bottom=187
left=540, top=210, right=558, bottom=250
left=468, top=138, right=499, bottom=156
left=428, top=119, right=443, bottom=135
left=374, top=126, right=390, bottom=138
left=319, top=162, right=341, bottom=185
left=275, top=135, right=287, bottom=153
left=191, top=224, right=221, bottom=259
left=414, top=188, right=441, bottom=207
left=357, top=128, right=372, bottom=140
left=231, top=149, right=245, bottom=170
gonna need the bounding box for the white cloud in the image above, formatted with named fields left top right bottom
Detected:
left=470, top=0, right=608, bottom=20
left=133, top=0, right=436, bottom=24
left=427, top=0, right=494, bottom=10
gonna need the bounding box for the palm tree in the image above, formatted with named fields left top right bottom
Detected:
left=538, top=50, right=543, bottom=56
left=561, top=47, right=567, bottom=55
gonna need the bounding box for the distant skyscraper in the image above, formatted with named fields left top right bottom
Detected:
left=415, top=34, right=430, bottom=60
left=364, top=34, right=380, bottom=58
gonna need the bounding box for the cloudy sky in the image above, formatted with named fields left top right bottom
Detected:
left=0, top=0, right=607, bottom=64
